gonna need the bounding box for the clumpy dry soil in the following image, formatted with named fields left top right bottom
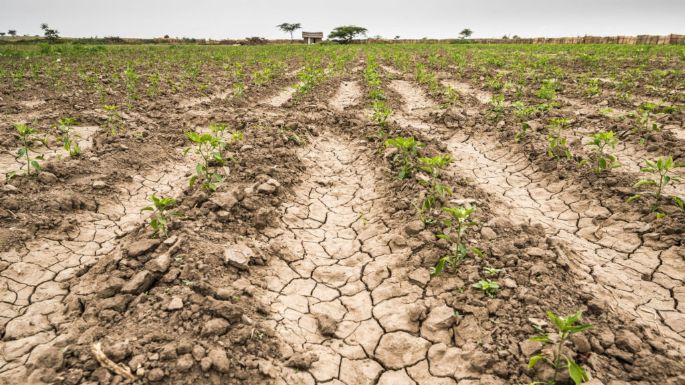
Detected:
left=1, top=52, right=685, bottom=385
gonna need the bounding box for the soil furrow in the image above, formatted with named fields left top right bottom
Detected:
left=252, top=132, right=468, bottom=384
left=0, top=159, right=191, bottom=377
left=390, top=79, right=685, bottom=344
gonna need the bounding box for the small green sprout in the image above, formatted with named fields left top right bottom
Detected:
left=15, top=123, right=44, bottom=176
left=472, top=279, right=499, bottom=297
left=56, top=117, right=81, bottom=157
left=103, top=105, right=123, bottom=136
left=587, top=131, right=620, bottom=173
left=483, top=267, right=503, bottom=276
left=547, top=117, right=572, bottom=160
left=528, top=311, right=593, bottom=385
left=628, top=156, right=684, bottom=215
left=141, top=194, right=177, bottom=237
left=384, top=137, right=422, bottom=179
left=184, top=123, right=243, bottom=193
left=431, top=206, right=483, bottom=276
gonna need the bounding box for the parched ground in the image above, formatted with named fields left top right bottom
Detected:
left=1, top=44, right=685, bottom=385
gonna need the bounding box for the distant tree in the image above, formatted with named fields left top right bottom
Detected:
left=502, top=35, right=509, bottom=39
left=328, top=26, right=367, bottom=44
left=163, top=34, right=170, bottom=39
left=394, top=35, right=400, bottom=40
left=40, top=23, right=59, bottom=42
left=459, top=28, right=473, bottom=39
left=276, top=23, right=302, bottom=42
left=513, top=35, right=521, bottom=39
left=8, top=30, right=17, bottom=36
left=0, top=33, right=5, bottom=37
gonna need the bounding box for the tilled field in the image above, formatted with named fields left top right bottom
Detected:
left=1, top=43, right=684, bottom=385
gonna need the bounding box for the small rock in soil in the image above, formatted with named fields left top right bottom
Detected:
left=404, top=220, right=425, bottom=235
left=120, top=270, right=156, bottom=294
left=92, top=180, right=106, bottom=189
left=192, top=345, right=206, bottom=361
left=208, top=348, right=230, bottom=373
left=126, top=238, right=161, bottom=258
left=147, top=368, right=165, bottom=382
left=176, top=354, right=194, bottom=372
left=103, top=341, right=131, bottom=362
left=519, top=340, right=542, bottom=357
left=202, top=318, right=230, bottom=336
left=38, top=172, right=58, bottom=184
left=315, top=313, right=337, bottom=336
left=223, top=243, right=254, bottom=270
left=160, top=344, right=177, bottom=361
left=615, top=329, right=642, bottom=353
left=167, top=296, right=183, bottom=311
left=285, top=352, right=319, bottom=369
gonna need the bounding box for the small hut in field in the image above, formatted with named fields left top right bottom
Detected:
left=302, top=32, right=323, bottom=44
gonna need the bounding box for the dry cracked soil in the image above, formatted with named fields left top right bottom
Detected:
left=1, top=57, right=685, bottom=385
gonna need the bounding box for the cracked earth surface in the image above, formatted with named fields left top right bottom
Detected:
left=0, top=126, right=98, bottom=175
left=251, top=134, right=475, bottom=385
left=437, top=78, right=685, bottom=196
left=0, top=159, right=191, bottom=377
left=390, top=79, right=685, bottom=344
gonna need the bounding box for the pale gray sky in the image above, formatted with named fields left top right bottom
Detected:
left=2, top=0, right=684, bottom=40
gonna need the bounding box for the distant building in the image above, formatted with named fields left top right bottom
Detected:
left=302, top=32, right=323, bottom=44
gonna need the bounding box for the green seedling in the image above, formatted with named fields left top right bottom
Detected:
left=547, top=117, right=572, bottom=160
left=384, top=137, right=421, bottom=179
left=372, top=100, right=393, bottom=128
left=56, top=117, right=81, bottom=157
left=515, top=122, right=529, bottom=143
left=15, top=123, right=44, bottom=176
left=528, top=311, right=593, bottom=385
left=103, top=105, right=123, bottom=136
left=472, top=279, right=499, bottom=297
left=488, top=94, right=506, bottom=121
left=587, top=131, right=619, bottom=173
left=535, top=79, right=557, bottom=100
left=632, top=102, right=660, bottom=133
left=141, top=194, right=177, bottom=237
left=628, top=156, right=684, bottom=215
left=416, top=155, right=453, bottom=221
left=432, top=206, right=483, bottom=276
left=184, top=123, right=243, bottom=192
left=483, top=267, right=503, bottom=276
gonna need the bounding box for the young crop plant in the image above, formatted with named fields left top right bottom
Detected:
left=232, top=63, right=246, bottom=97
left=488, top=94, right=506, bottom=121
left=416, top=155, right=453, bottom=221
left=141, top=194, right=177, bottom=237
left=103, top=104, right=123, bottom=136
left=535, top=79, right=558, bottom=100
left=384, top=137, right=421, bottom=179
left=295, top=65, right=325, bottom=99
left=586, top=131, right=620, bottom=173
left=472, top=279, right=499, bottom=297
left=123, top=63, right=139, bottom=107
left=14, top=123, right=44, bottom=176
left=527, top=311, right=593, bottom=385
left=56, top=117, right=81, bottom=157
left=184, top=123, right=244, bottom=193
left=632, top=102, right=660, bottom=134
left=546, top=117, right=572, bottom=160
left=431, top=206, right=483, bottom=276
left=628, top=156, right=684, bottom=216
left=372, top=100, right=392, bottom=128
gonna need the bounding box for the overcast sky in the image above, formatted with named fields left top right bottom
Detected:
left=2, top=0, right=684, bottom=40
